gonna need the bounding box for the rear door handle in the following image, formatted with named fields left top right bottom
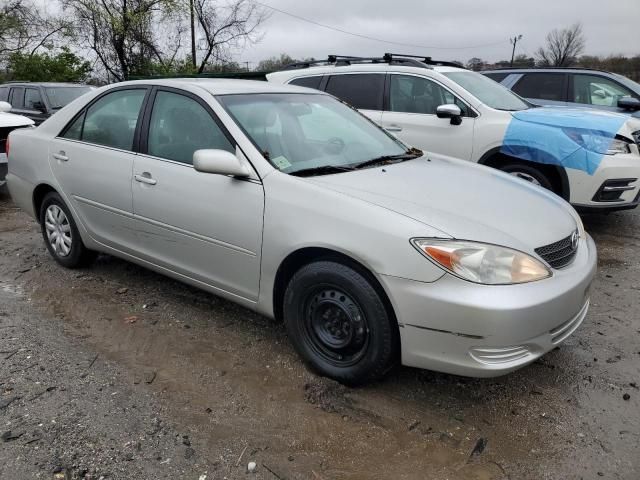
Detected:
left=53, top=151, right=69, bottom=162
left=385, top=125, right=403, bottom=132
left=134, top=173, right=157, bottom=186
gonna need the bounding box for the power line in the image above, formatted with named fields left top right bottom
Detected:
left=253, top=1, right=508, bottom=51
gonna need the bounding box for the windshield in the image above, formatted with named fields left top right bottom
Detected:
left=45, top=86, right=92, bottom=109
left=611, top=73, right=640, bottom=95
left=218, top=93, right=410, bottom=174
left=443, top=71, right=530, bottom=111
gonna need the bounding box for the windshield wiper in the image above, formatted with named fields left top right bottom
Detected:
left=289, top=164, right=355, bottom=177
left=351, top=148, right=423, bottom=170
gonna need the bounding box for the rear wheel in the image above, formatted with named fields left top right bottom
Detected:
left=283, top=261, right=398, bottom=385
left=40, top=192, right=96, bottom=268
left=499, top=161, right=554, bottom=191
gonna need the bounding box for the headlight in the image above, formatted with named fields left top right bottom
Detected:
left=411, top=239, right=552, bottom=285
left=562, top=128, right=631, bottom=155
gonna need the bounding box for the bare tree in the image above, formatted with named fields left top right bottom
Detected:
left=192, top=0, right=267, bottom=74
left=0, top=0, right=70, bottom=60
left=535, top=23, right=585, bottom=67
left=61, top=0, right=184, bottom=81
left=466, top=57, right=484, bottom=71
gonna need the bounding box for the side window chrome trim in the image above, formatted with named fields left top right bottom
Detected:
left=52, top=137, right=140, bottom=155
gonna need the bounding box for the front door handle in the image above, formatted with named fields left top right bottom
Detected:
left=385, top=125, right=403, bottom=132
left=52, top=151, right=69, bottom=162
left=134, top=173, right=157, bottom=186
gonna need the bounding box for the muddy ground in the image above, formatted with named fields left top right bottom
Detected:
left=0, top=190, right=638, bottom=480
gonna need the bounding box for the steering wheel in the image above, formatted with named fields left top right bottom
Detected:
left=324, top=137, right=346, bottom=155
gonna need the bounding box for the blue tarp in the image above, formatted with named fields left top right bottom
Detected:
left=501, top=107, right=629, bottom=175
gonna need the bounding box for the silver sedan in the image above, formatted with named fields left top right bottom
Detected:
left=6, top=79, right=596, bottom=384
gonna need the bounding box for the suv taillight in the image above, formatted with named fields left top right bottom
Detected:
left=5, top=135, right=9, bottom=158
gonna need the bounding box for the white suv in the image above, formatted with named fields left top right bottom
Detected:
left=0, top=101, right=33, bottom=190
left=268, top=55, right=640, bottom=211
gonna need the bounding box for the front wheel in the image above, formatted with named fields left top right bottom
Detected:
left=283, top=261, right=398, bottom=385
left=499, top=161, right=554, bottom=191
left=40, top=192, right=96, bottom=268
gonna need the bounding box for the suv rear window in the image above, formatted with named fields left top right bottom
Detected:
left=0, top=87, right=8, bottom=102
left=513, top=73, right=566, bottom=101
left=9, top=87, right=25, bottom=108
left=483, top=72, right=510, bottom=83
left=325, top=74, right=384, bottom=111
left=289, top=76, right=323, bottom=90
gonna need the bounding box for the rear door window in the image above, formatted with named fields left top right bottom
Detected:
left=512, top=73, right=567, bottom=101
left=289, top=76, right=323, bottom=90
left=0, top=87, right=8, bottom=102
left=62, top=89, right=146, bottom=151
left=325, top=74, right=384, bottom=110
left=24, top=88, right=44, bottom=110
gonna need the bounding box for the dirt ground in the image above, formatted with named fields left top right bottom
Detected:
left=0, top=189, right=638, bottom=480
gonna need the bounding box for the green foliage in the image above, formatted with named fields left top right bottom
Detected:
left=256, top=54, right=316, bottom=72
left=576, top=55, right=640, bottom=82
left=8, top=47, right=92, bottom=82
left=256, top=54, right=295, bottom=72
left=129, top=57, right=198, bottom=78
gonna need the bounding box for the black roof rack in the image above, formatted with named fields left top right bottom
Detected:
left=282, top=53, right=466, bottom=71
left=384, top=53, right=465, bottom=69
left=481, top=66, right=619, bottom=75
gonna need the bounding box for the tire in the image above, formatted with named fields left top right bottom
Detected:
left=39, top=192, right=96, bottom=268
left=499, top=161, right=554, bottom=192
left=283, top=261, right=398, bottom=385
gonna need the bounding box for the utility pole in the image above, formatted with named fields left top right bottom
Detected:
left=190, top=0, right=197, bottom=69
left=510, top=35, right=523, bottom=67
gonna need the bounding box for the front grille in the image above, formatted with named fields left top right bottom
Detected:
left=535, top=231, right=578, bottom=269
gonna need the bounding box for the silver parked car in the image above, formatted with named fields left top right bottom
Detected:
left=6, top=79, right=596, bottom=384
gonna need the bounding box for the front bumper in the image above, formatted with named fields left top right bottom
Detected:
left=569, top=150, right=640, bottom=211
left=380, top=234, right=597, bottom=377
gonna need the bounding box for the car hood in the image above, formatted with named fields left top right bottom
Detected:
left=0, top=112, right=34, bottom=128
left=306, top=156, right=578, bottom=253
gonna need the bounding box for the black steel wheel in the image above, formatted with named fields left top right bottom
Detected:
left=303, top=287, right=369, bottom=367
left=283, top=260, right=398, bottom=385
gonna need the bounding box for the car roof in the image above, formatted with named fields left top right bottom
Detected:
left=0, top=82, right=90, bottom=87
left=113, top=78, right=327, bottom=96
left=267, top=63, right=467, bottom=81
left=482, top=67, right=619, bottom=76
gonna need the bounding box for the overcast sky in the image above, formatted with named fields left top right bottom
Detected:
left=237, top=0, right=640, bottom=66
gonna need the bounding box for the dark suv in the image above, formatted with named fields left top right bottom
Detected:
left=483, top=68, right=640, bottom=117
left=0, top=82, right=93, bottom=125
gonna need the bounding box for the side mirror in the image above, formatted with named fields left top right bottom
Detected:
left=0, top=101, right=12, bottom=113
left=32, top=101, right=46, bottom=112
left=193, top=149, right=250, bottom=177
left=436, top=104, right=463, bottom=125
left=618, top=96, right=640, bottom=111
